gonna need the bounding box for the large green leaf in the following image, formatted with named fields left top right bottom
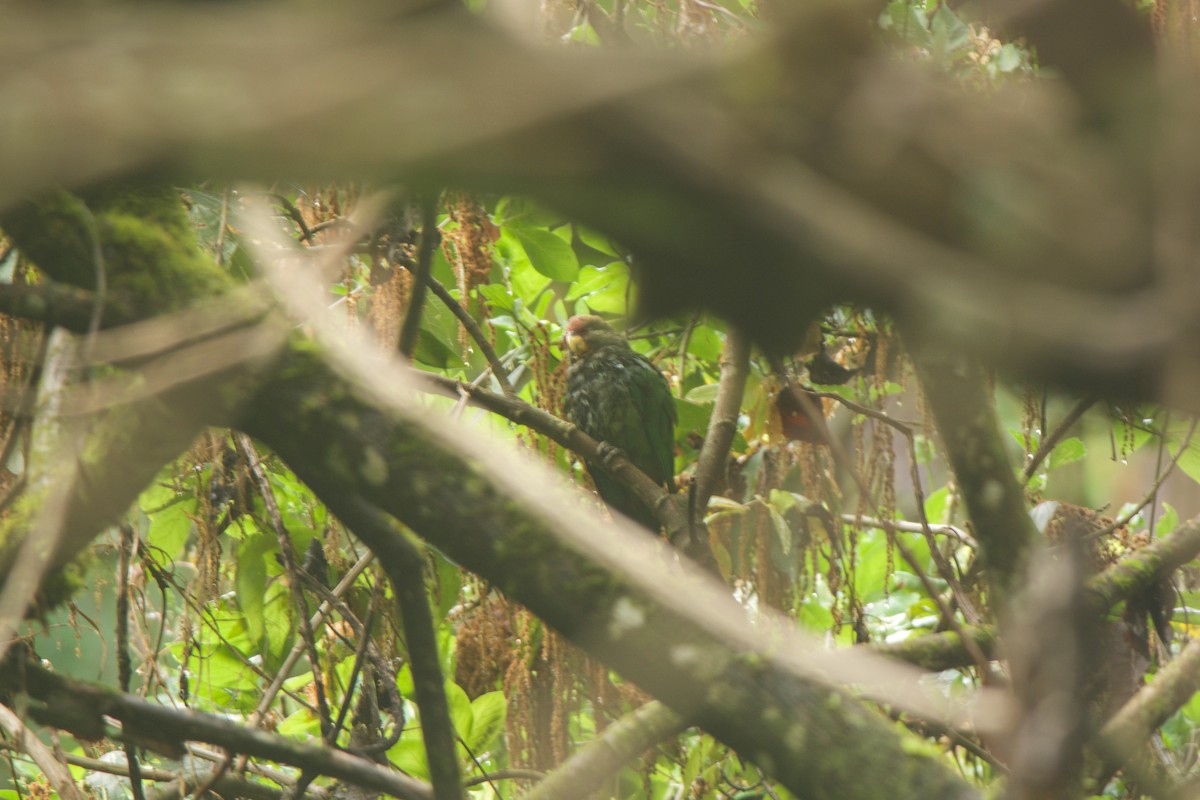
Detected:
left=236, top=533, right=274, bottom=648
left=468, top=691, right=507, bottom=753
left=504, top=222, right=580, bottom=282
left=142, top=486, right=196, bottom=560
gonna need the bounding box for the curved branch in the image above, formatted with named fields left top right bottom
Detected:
left=521, top=701, right=688, bottom=800
left=1094, top=636, right=1200, bottom=785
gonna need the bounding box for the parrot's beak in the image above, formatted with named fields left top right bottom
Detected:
left=565, top=331, right=587, bottom=356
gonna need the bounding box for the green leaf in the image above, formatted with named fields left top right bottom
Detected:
left=1048, top=437, right=1086, bottom=470
left=1167, top=439, right=1200, bottom=485
left=768, top=507, right=792, bottom=557
left=924, top=485, right=950, bottom=523
left=145, top=496, right=195, bottom=560
left=388, top=728, right=430, bottom=780
left=995, top=43, right=1024, bottom=73
left=767, top=489, right=810, bottom=515
left=575, top=225, right=619, bottom=256
left=685, top=326, right=723, bottom=363
left=477, top=282, right=514, bottom=313
left=565, top=263, right=629, bottom=315
left=1155, top=502, right=1178, bottom=538
left=262, top=579, right=296, bottom=671
left=505, top=223, right=580, bottom=282
left=674, top=398, right=713, bottom=439
left=468, top=691, right=507, bottom=753
left=685, top=384, right=720, bottom=403
left=930, top=6, right=969, bottom=53
left=445, top=680, right=474, bottom=741
left=236, top=534, right=273, bottom=647
left=434, top=553, right=462, bottom=620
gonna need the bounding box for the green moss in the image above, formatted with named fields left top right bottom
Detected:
left=1, top=185, right=233, bottom=320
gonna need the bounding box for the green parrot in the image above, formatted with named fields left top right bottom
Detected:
left=562, top=315, right=676, bottom=531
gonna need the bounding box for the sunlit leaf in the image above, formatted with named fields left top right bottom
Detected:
left=1048, top=437, right=1085, bottom=470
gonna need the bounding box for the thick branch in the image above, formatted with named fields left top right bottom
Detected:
left=1084, top=515, right=1200, bottom=616
left=873, top=515, right=1200, bottom=672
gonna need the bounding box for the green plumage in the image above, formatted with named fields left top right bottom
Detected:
left=562, top=316, right=676, bottom=531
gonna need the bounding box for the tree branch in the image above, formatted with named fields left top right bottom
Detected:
left=418, top=371, right=688, bottom=539
left=398, top=196, right=439, bottom=361
left=691, top=327, right=750, bottom=516
left=0, top=648, right=435, bottom=800
left=1094, top=636, right=1200, bottom=786
left=909, top=345, right=1038, bottom=611
left=1020, top=394, right=1097, bottom=483
left=0, top=702, right=86, bottom=800
left=0, top=1, right=1184, bottom=403
left=424, top=276, right=514, bottom=396
left=334, top=498, right=465, bottom=800
left=522, top=701, right=688, bottom=800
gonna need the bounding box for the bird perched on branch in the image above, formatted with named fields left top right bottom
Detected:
left=562, top=315, right=676, bottom=532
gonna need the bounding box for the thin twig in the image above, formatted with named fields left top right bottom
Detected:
left=247, top=551, right=376, bottom=726
left=1083, top=419, right=1198, bottom=542
left=675, top=313, right=700, bottom=398
left=425, top=276, right=514, bottom=396
left=776, top=356, right=983, bottom=652
left=274, top=194, right=315, bottom=242
left=398, top=196, right=439, bottom=361
left=117, top=523, right=147, bottom=800
left=840, top=515, right=976, bottom=549
left=1020, top=394, right=1097, bottom=483
left=235, top=435, right=333, bottom=742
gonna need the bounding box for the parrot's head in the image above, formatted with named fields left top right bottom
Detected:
left=564, top=315, right=625, bottom=358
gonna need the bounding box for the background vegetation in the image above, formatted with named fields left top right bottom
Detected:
left=0, top=1, right=1199, bottom=799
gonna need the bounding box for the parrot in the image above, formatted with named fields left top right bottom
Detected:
left=562, top=315, right=676, bottom=532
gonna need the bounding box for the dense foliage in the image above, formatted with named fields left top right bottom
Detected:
left=1, top=2, right=1199, bottom=800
